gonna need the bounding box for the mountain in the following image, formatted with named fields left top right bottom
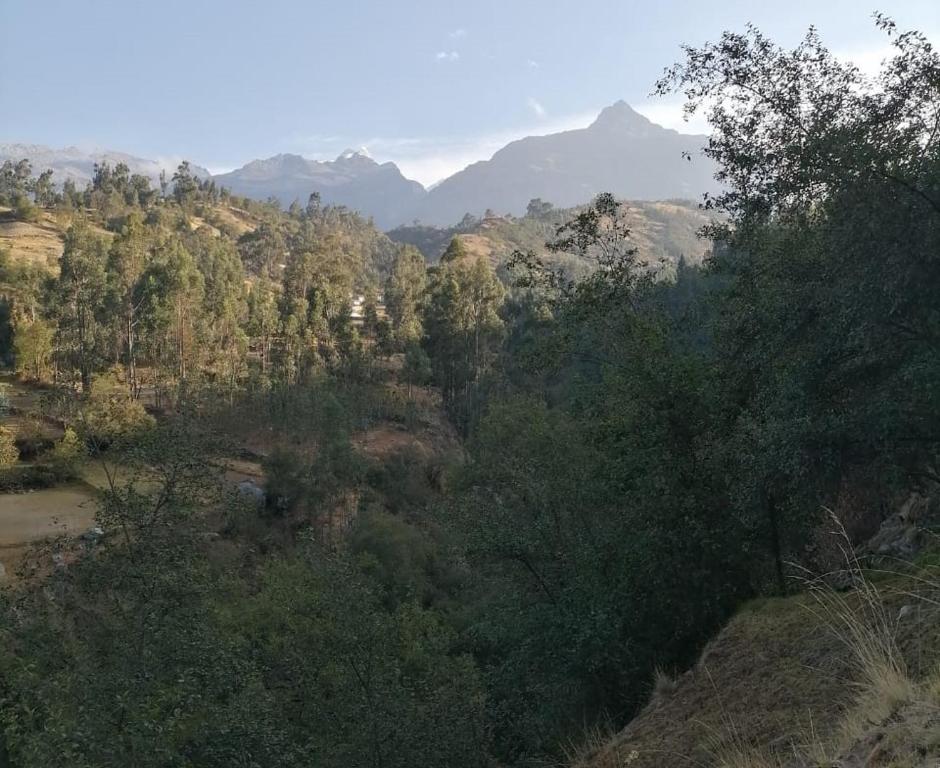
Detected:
left=409, top=101, right=720, bottom=226
left=209, top=101, right=718, bottom=230
left=0, top=143, right=211, bottom=188
left=213, top=150, right=426, bottom=230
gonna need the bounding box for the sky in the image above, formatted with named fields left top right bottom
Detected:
left=2, top=0, right=938, bottom=186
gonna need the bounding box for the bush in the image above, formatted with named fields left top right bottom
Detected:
left=0, top=463, right=58, bottom=492
left=0, top=426, right=19, bottom=467
left=13, top=194, right=39, bottom=223
left=49, top=427, right=85, bottom=480
left=79, top=373, right=155, bottom=448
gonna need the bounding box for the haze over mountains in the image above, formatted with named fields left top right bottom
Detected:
left=213, top=149, right=425, bottom=230
left=3, top=101, right=719, bottom=229
left=0, top=144, right=212, bottom=190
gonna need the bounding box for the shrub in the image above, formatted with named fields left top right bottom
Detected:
left=0, top=426, right=19, bottom=467
left=13, top=194, right=39, bottom=223
left=49, top=427, right=85, bottom=479
left=0, top=464, right=59, bottom=492
left=79, top=373, right=155, bottom=448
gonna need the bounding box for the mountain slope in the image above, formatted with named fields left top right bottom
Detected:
left=411, top=101, right=720, bottom=226
left=0, top=144, right=211, bottom=187
left=389, top=199, right=714, bottom=278
left=214, top=150, right=426, bottom=229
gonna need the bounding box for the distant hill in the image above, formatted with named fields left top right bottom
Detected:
left=214, top=150, right=426, bottom=230
left=389, top=198, right=714, bottom=279
left=0, top=144, right=211, bottom=188
left=409, top=101, right=720, bottom=226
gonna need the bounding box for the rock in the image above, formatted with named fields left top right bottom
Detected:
left=825, top=569, right=862, bottom=591
left=899, top=492, right=929, bottom=524
left=80, top=526, right=104, bottom=543
left=860, top=510, right=925, bottom=560
left=237, top=480, right=265, bottom=504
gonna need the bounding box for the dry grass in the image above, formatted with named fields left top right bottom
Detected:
left=707, top=741, right=781, bottom=768
left=0, top=211, right=64, bottom=267
left=564, top=722, right=640, bottom=768
left=798, top=515, right=921, bottom=754
left=712, top=515, right=940, bottom=768
left=651, top=668, right=678, bottom=703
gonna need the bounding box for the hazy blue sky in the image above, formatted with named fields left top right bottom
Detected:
left=2, top=0, right=937, bottom=185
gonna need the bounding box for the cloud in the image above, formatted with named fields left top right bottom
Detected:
left=435, top=50, right=459, bottom=62
left=526, top=97, right=547, bottom=119
left=832, top=43, right=894, bottom=78
left=449, top=28, right=466, bottom=39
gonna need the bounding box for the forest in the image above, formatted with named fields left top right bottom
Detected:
left=0, top=17, right=938, bottom=768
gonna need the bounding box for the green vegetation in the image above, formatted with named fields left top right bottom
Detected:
left=0, top=16, right=938, bottom=768
left=388, top=197, right=712, bottom=281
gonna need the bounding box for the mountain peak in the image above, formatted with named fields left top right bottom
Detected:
left=336, top=147, right=374, bottom=163
left=589, top=100, right=656, bottom=135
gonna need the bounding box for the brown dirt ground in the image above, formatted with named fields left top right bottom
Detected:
left=0, top=484, right=97, bottom=580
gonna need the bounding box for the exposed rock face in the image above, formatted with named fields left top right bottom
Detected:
left=858, top=491, right=935, bottom=560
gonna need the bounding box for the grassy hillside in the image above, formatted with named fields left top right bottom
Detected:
left=0, top=207, right=68, bottom=268
left=388, top=199, right=713, bottom=277
left=577, top=557, right=940, bottom=768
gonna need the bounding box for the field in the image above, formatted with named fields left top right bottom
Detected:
left=0, top=207, right=65, bottom=267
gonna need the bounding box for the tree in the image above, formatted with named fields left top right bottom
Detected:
left=526, top=198, right=554, bottom=218
left=13, top=318, right=54, bottom=381
left=57, top=220, right=108, bottom=392
left=237, top=222, right=286, bottom=278
left=657, top=16, right=940, bottom=590
left=439, top=236, right=467, bottom=264
left=32, top=169, right=55, bottom=207
left=422, top=255, right=505, bottom=429
left=137, top=239, right=205, bottom=388
left=172, top=161, right=199, bottom=207
left=106, top=211, right=150, bottom=396
left=247, top=276, right=280, bottom=376
left=385, top=246, right=427, bottom=347
left=402, top=342, right=431, bottom=397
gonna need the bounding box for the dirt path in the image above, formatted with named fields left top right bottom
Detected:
left=0, top=485, right=97, bottom=546
left=0, top=484, right=97, bottom=579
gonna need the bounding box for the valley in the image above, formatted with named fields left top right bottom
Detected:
left=0, top=8, right=938, bottom=768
